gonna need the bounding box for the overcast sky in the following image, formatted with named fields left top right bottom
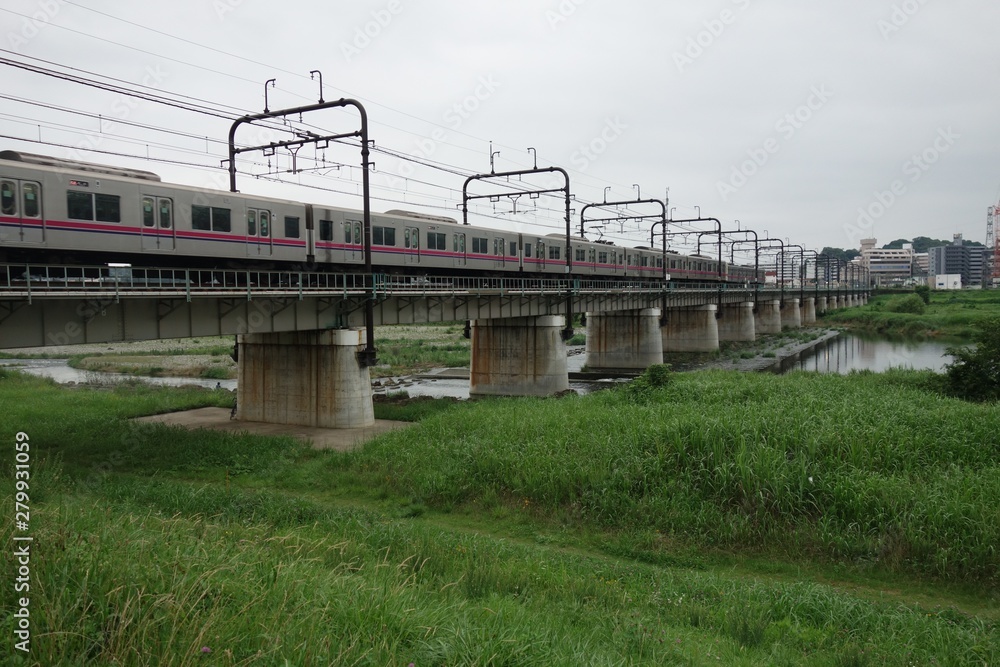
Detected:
left=1, top=0, right=998, bottom=258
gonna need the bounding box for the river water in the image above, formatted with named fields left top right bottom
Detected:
left=0, top=336, right=956, bottom=399
left=783, top=334, right=955, bottom=374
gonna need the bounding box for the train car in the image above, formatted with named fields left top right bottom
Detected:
left=0, top=150, right=310, bottom=268
left=1, top=150, right=763, bottom=287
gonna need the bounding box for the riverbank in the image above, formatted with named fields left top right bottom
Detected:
left=3, top=368, right=997, bottom=665
left=662, top=328, right=840, bottom=373
left=824, top=289, right=1000, bottom=338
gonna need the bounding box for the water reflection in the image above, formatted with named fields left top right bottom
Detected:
left=788, top=334, right=954, bottom=374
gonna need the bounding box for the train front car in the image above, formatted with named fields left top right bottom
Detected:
left=0, top=150, right=311, bottom=270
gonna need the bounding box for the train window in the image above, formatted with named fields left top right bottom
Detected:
left=211, top=207, right=231, bottom=232
left=192, top=205, right=231, bottom=232
left=159, top=199, right=172, bottom=229
left=574, top=248, right=585, bottom=262
left=453, top=233, right=465, bottom=253
left=641, top=256, right=649, bottom=267
left=670, top=260, right=676, bottom=269
left=598, top=251, right=608, bottom=264
left=247, top=209, right=257, bottom=236
left=588, top=249, right=596, bottom=264
left=67, top=191, right=93, bottom=221
left=94, top=194, right=120, bottom=223
left=142, top=197, right=155, bottom=227
left=373, top=225, right=394, bottom=246
left=548, top=246, right=560, bottom=260
left=524, top=243, right=532, bottom=258
left=345, top=221, right=353, bottom=244
left=319, top=219, right=333, bottom=241
left=191, top=205, right=211, bottom=230
left=22, top=183, right=40, bottom=218
left=427, top=232, right=446, bottom=250
left=510, top=241, right=518, bottom=257
left=284, top=216, right=300, bottom=238
left=260, top=211, right=270, bottom=237
left=404, top=228, right=410, bottom=248
left=492, top=238, right=499, bottom=255
left=353, top=222, right=361, bottom=245
left=471, top=237, right=487, bottom=254
left=2, top=181, right=16, bottom=215
left=656, top=257, right=663, bottom=269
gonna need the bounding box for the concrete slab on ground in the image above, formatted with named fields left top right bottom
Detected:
left=134, top=407, right=411, bottom=451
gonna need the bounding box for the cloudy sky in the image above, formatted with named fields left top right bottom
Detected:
left=1, top=0, right=998, bottom=260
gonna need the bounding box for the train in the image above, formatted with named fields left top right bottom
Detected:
left=0, top=150, right=762, bottom=284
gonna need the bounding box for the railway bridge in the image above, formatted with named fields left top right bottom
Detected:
left=0, top=263, right=869, bottom=428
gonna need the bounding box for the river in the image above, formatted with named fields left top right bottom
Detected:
left=0, top=336, right=958, bottom=398
left=783, top=333, right=956, bottom=374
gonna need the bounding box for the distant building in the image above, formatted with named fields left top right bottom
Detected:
left=928, top=234, right=987, bottom=287
left=859, top=238, right=912, bottom=286
left=912, top=252, right=929, bottom=278
left=935, top=274, right=962, bottom=290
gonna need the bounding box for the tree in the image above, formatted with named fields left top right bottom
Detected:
left=820, top=247, right=860, bottom=263
left=945, top=317, right=1000, bottom=402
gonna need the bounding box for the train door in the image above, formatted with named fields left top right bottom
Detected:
left=453, top=232, right=466, bottom=267
left=404, top=226, right=420, bottom=264
left=246, top=208, right=273, bottom=257
left=345, top=218, right=363, bottom=263
left=1, top=179, right=44, bottom=243
left=140, top=196, right=175, bottom=251
left=493, top=236, right=505, bottom=269
left=536, top=239, right=546, bottom=272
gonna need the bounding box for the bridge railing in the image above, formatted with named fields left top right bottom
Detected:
left=0, top=263, right=786, bottom=300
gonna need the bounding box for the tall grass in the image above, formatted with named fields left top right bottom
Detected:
left=343, top=369, right=1000, bottom=583
left=826, top=290, right=1000, bottom=337
left=1, top=370, right=998, bottom=664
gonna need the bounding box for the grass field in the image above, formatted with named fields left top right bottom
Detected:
left=0, top=369, right=997, bottom=665
left=824, top=289, right=1000, bottom=338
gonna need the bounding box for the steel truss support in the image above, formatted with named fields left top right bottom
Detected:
left=226, top=97, right=378, bottom=366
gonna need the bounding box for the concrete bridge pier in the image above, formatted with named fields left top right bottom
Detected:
left=754, top=300, right=782, bottom=335
left=470, top=315, right=569, bottom=397
left=718, top=302, right=756, bottom=342
left=816, top=296, right=828, bottom=315
left=800, top=297, right=817, bottom=325
left=585, top=308, right=663, bottom=370
left=847, top=295, right=855, bottom=308
left=780, top=298, right=802, bottom=329
left=236, top=329, right=374, bottom=428
left=661, top=305, right=719, bottom=352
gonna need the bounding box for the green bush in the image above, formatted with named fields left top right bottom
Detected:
left=622, top=363, right=673, bottom=400
left=884, top=294, right=926, bottom=315
left=914, top=285, right=931, bottom=304
left=945, top=317, right=1000, bottom=402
